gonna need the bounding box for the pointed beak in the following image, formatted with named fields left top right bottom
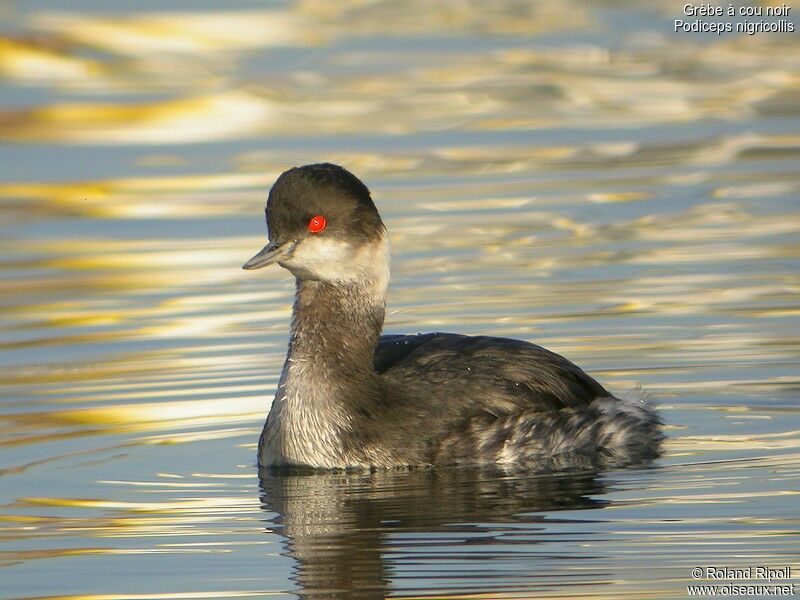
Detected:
left=242, top=240, right=296, bottom=270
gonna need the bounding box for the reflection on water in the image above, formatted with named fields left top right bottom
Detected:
left=259, top=468, right=608, bottom=600
left=1, top=0, right=799, bottom=598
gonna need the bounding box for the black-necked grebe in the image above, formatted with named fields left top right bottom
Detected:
left=243, top=163, right=662, bottom=470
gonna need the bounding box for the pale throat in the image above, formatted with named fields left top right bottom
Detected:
left=284, top=234, right=390, bottom=380
left=265, top=239, right=389, bottom=466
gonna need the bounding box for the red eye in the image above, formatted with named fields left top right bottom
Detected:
left=308, top=215, right=327, bottom=233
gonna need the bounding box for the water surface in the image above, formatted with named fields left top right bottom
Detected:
left=1, top=1, right=799, bottom=598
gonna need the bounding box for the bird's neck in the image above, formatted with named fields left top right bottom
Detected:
left=262, top=280, right=386, bottom=467
left=260, top=239, right=390, bottom=467
left=284, top=234, right=390, bottom=378
left=287, top=277, right=386, bottom=374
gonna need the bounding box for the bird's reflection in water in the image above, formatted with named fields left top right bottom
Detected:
left=259, top=466, right=608, bottom=599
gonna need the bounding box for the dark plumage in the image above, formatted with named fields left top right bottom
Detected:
left=267, top=163, right=385, bottom=245
left=244, top=163, right=663, bottom=471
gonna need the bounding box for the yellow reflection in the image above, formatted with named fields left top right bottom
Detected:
left=0, top=92, right=277, bottom=144
left=191, top=473, right=256, bottom=479
left=0, top=37, right=101, bottom=82
left=588, top=191, right=651, bottom=203
left=34, top=593, right=282, bottom=600
left=97, top=480, right=224, bottom=488
left=668, top=429, right=800, bottom=453
left=0, top=172, right=272, bottom=218
left=0, top=396, right=266, bottom=449
left=138, top=427, right=262, bottom=446
left=1, top=509, right=266, bottom=542
left=49, top=396, right=265, bottom=428
left=22, top=496, right=258, bottom=513
left=33, top=10, right=318, bottom=55
left=0, top=547, right=109, bottom=562
left=0, top=0, right=794, bottom=150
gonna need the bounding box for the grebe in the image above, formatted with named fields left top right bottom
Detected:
left=243, top=163, right=662, bottom=470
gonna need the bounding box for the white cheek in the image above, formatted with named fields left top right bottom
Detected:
left=282, top=237, right=356, bottom=280
left=303, top=237, right=354, bottom=262
left=282, top=234, right=390, bottom=288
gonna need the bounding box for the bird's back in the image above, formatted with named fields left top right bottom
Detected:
left=373, top=332, right=662, bottom=469
left=375, top=332, right=607, bottom=413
